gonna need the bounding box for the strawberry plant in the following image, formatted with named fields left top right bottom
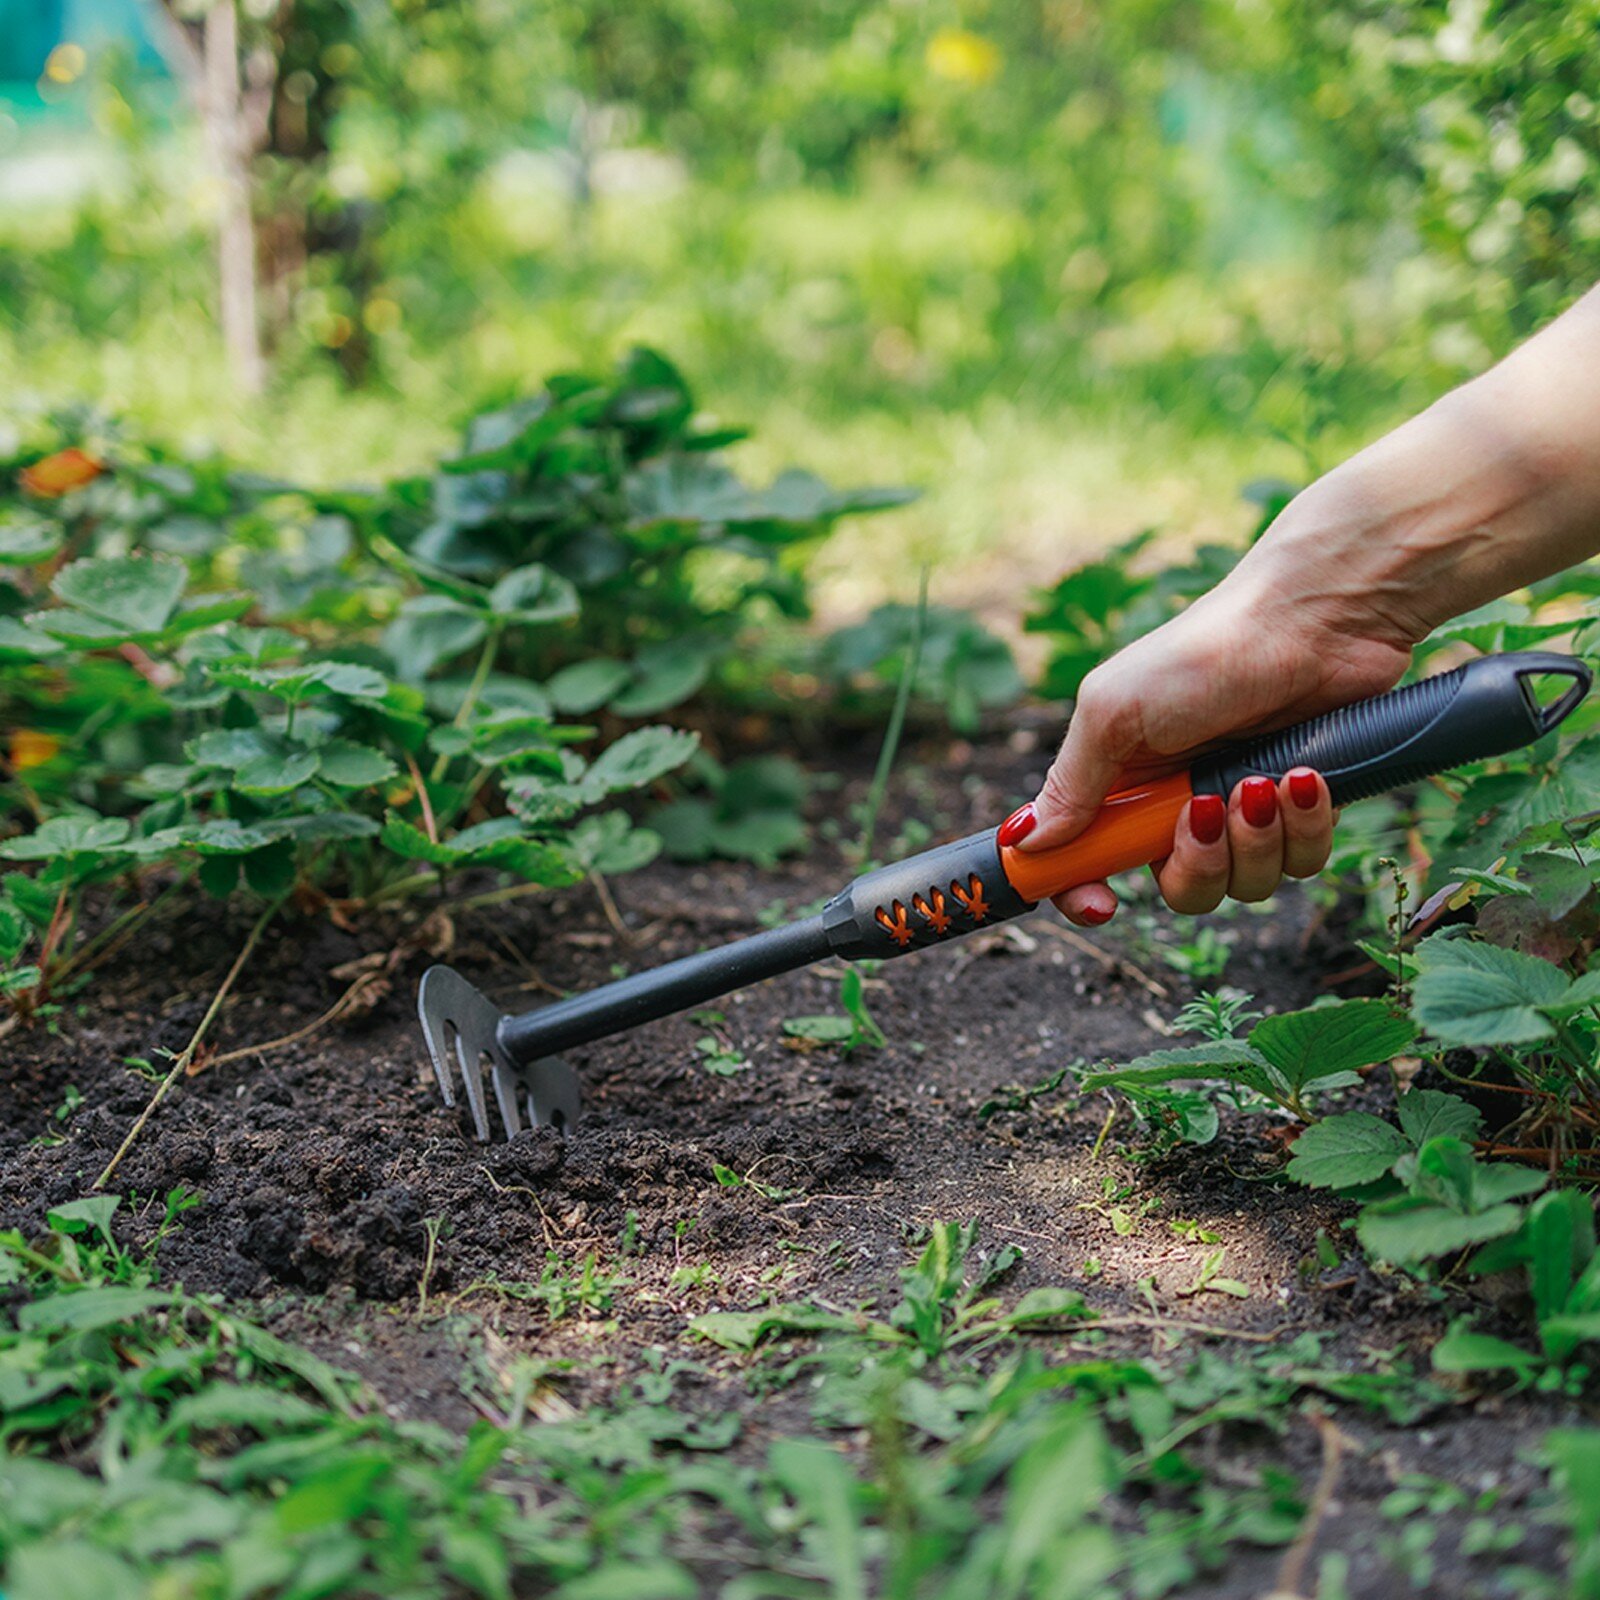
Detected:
left=1081, top=997, right=1415, bottom=1127
left=0, top=354, right=913, bottom=1015
left=383, top=347, right=914, bottom=716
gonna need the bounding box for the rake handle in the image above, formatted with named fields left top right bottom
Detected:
left=491, top=652, right=1588, bottom=1068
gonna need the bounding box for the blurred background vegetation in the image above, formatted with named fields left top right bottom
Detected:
left=2, top=0, right=1597, bottom=622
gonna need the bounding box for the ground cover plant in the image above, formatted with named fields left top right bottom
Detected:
left=0, top=352, right=957, bottom=1021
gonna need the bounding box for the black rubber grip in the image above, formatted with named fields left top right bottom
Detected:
left=1190, top=652, right=1591, bottom=807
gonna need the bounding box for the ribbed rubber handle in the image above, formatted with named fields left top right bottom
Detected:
left=1190, top=652, right=1591, bottom=807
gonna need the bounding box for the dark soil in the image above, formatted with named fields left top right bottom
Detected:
left=0, top=734, right=1579, bottom=1596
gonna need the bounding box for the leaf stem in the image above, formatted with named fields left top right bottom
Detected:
left=428, top=624, right=502, bottom=787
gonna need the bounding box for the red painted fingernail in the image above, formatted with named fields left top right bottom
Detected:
left=1080, top=902, right=1114, bottom=925
left=1190, top=794, right=1226, bottom=845
left=1240, top=776, right=1278, bottom=829
left=1288, top=767, right=1319, bottom=810
left=997, top=803, right=1037, bottom=848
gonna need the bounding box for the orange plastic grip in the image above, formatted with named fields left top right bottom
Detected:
left=997, top=772, right=1194, bottom=903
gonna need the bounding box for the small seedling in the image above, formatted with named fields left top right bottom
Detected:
left=1178, top=1249, right=1249, bottom=1300
left=784, top=968, right=886, bottom=1053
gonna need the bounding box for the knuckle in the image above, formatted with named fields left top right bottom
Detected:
left=1073, top=671, right=1138, bottom=752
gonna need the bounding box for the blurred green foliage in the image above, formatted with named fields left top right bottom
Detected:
left=5, top=1, right=1595, bottom=456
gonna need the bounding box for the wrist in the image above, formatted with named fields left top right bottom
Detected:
left=1237, top=380, right=1540, bottom=647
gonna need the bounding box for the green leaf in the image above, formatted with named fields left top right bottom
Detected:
left=546, top=658, right=632, bottom=715
left=688, top=1302, right=864, bottom=1349
left=1250, top=999, right=1414, bottom=1089
left=383, top=594, right=488, bottom=680
left=0, top=514, right=63, bottom=565
left=1356, top=1196, right=1525, bottom=1266
left=1286, top=1113, right=1411, bottom=1190
left=1545, top=968, right=1600, bottom=1019
left=783, top=1015, right=855, bottom=1042
left=584, top=726, right=700, bottom=793
left=244, top=838, right=297, bottom=897
left=6, top=1541, right=143, bottom=1600
left=568, top=811, right=660, bottom=875
left=1526, top=1189, right=1597, bottom=1323
left=381, top=815, right=457, bottom=865
left=315, top=739, right=398, bottom=788
left=17, top=1285, right=172, bottom=1332
left=1078, top=1041, right=1279, bottom=1101
left=489, top=562, right=580, bottom=623
left=612, top=642, right=712, bottom=716
left=1432, top=1323, right=1541, bottom=1378
left=1396, top=1090, right=1484, bottom=1148
left=442, top=1523, right=514, bottom=1600
left=166, top=1383, right=325, bottom=1435
left=840, top=968, right=885, bottom=1049
left=46, top=1195, right=120, bottom=1244
left=1412, top=937, right=1570, bottom=1045
left=0, top=898, right=26, bottom=962
left=51, top=552, right=186, bottom=633
left=1538, top=1312, right=1600, bottom=1365
left=0, top=616, right=65, bottom=658
left=1000, top=1286, right=1092, bottom=1327
left=226, top=660, right=390, bottom=703
left=769, top=1439, right=868, bottom=1600
left=274, top=1452, right=391, bottom=1534
left=0, top=815, right=131, bottom=861
left=190, top=727, right=272, bottom=770
left=234, top=749, right=320, bottom=796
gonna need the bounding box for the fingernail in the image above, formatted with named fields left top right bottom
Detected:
left=1080, top=902, right=1114, bottom=925
left=1288, top=767, right=1319, bottom=810
left=1240, top=776, right=1278, bottom=829
left=1190, top=794, right=1226, bottom=845
left=997, top=803, right=1037, bottom=848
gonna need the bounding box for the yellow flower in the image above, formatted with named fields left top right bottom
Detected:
left=10, top=730, right=61, bottom=772
left=926, top=28, right=1002, bottom=86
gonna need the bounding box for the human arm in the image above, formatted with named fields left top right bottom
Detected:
left=1010, top=284, right=1600, bottom=925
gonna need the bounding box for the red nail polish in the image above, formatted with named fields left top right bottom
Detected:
left=1190, top=794, right=1226, bottom=845
left=997, top=803, right=1037, bottom=848
left=1288, top=767, right=1319, bottom=810
left=1080, top=902, right=1114, bottom=925
left=1240, top=776, right=1278, bottom=829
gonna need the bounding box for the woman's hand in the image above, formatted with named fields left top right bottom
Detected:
left=1004, top=496, right=1417, bottom=925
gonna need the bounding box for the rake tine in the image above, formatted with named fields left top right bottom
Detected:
left=490, top=1058, right=524, bottom=1140
left=454, top=1028, right=492, bottom=1143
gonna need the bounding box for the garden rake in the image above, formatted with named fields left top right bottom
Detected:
left=419, top=651, right=1591, bottom=1140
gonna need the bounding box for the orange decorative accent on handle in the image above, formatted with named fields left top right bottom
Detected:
left=998, top=773, right=1195, bottom=903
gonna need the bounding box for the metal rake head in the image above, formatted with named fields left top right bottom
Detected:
left=418, top=965, right=580, bottom=1142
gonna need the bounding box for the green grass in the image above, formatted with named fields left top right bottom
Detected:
left=8, top=1198, right=1547, bottom=1600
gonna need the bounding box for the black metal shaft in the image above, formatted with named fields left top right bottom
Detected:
left=497, top=914, right=832, bottom=1064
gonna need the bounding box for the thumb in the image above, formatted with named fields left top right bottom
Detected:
left=1016, top=674, right=1137, bottom=852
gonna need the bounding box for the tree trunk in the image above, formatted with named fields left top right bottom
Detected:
left=201, top=1, right=266, bottom=395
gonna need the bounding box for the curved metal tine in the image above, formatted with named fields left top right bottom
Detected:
left=453, top=1026, right=492, bottom=1143
left=525, top=1057, right=581, bottom=1133
left=490, top=1056, right=525, bottom=1140
left=418, top=987, right=456, bottom=1108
